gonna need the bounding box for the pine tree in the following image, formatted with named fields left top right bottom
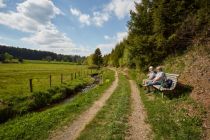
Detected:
left=93, top=48, right=103, bottom=67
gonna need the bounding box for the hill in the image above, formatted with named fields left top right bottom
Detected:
left=0, top=45, right=85, bottom=62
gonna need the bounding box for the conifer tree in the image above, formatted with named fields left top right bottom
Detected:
left=93, top=48, right=103, bottom=67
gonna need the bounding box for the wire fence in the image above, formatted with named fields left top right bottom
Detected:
left=28, top=69, right=98, bottom=93
left=0, top=69, right=99, bottom=98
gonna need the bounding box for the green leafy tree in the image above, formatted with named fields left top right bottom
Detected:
left=93, top=48, right=103, bottom=67
left=85, top=54, right=94, bottom=65
left=3, top=52, right=13, bottom=62
left=103, top=54, right=110, bottom=66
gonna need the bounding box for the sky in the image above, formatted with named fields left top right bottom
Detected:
left=0, top=0, right=140, bottom=56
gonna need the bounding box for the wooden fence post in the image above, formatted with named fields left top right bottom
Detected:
left=50, top=75, right=52, bottom=87
left=101, top=74, right=103, bottom=84
left=61, top=74, right=63, bottom=84
left=29, top=79, right=33, bottom=92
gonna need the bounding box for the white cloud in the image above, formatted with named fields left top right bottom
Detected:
left=70, top=8, right=80, bottom=16
left=39, top=44, right=93, bottom=56
left=79, top=14, right=90, bottom=26
left=104, top=31, right=128, bottom=42
left=70, top=8, right=108, bottom=27
left=70, top=8, right=91, bottom=26
left=97, top=43, right=115, bottom=49
left=0, top=0, right=6, bottom=8
left=0, top=0, right=62, bottom=32
left=70, top=0, right=140, bottom=27
left=92, top=11, right=109, bottom=27
left=104, top=35, right=111, bottom=40
left=0, top=0, right=76, bottom=54
left=97, top=31, right=128, bottom=55
left=17, top=0, right=61, bottom=24
left=116, top=31, right=128, bottom=42
left=21, top=25, right=75, bottom=48
left=70, top=46, right=93, bottom=56
left=105, top=0, right=141, bottom=19
left=0, top=12, right=40, bottom=32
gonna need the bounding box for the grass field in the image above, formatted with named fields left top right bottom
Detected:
left=23, top=60, right=77, bottom=64
left=0, top=69, right=115, bottom=140
left=0, top=63, right=91, bottom=100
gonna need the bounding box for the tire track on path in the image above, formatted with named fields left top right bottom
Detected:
left=126, top=79, right=152, bottom=140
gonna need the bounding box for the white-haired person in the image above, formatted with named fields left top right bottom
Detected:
left=145, top=66, right=166, bottom=93
left=142, top=66, right=156, bottom=86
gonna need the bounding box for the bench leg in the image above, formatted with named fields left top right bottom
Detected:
left=161, top=92, right=164, bottom=98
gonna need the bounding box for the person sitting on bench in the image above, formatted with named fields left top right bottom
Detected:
left=142, top=66, right=156, bottom=86
left=145, top=66, right=166, bottom=93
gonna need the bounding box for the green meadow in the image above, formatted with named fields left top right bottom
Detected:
left=0, top=62, right=90, bottom=100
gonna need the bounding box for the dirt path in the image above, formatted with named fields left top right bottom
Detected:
left=126, top=79, right=152, bottom=140
left=49, top=69, right=118, bottom=140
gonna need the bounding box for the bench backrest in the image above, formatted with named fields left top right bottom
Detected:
left=165, top=73, right=179, bottom=90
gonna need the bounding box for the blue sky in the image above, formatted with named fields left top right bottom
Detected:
left=0, top=0, right=140, bottom=56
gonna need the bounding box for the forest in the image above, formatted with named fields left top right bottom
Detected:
left=103, top=0, right=209, bottom=71
left=0, top=45, right=85, bottom=63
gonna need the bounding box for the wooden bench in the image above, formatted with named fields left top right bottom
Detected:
left=153, top=73, right=179, bottom=98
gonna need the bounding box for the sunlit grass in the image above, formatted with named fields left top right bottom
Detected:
left=0, top=63, right=92, bottom=100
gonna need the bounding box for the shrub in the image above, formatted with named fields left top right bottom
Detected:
left=51, top=92, right=64, bottom=103
left=31, top=91, right=51, bottom=109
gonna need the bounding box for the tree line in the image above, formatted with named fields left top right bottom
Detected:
left=102, top=0, right=209, bottom=71
left=0, top=45, right=85, bottom=63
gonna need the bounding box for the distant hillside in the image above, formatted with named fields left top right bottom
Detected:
left=0, top=45, right=85, bottom=62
